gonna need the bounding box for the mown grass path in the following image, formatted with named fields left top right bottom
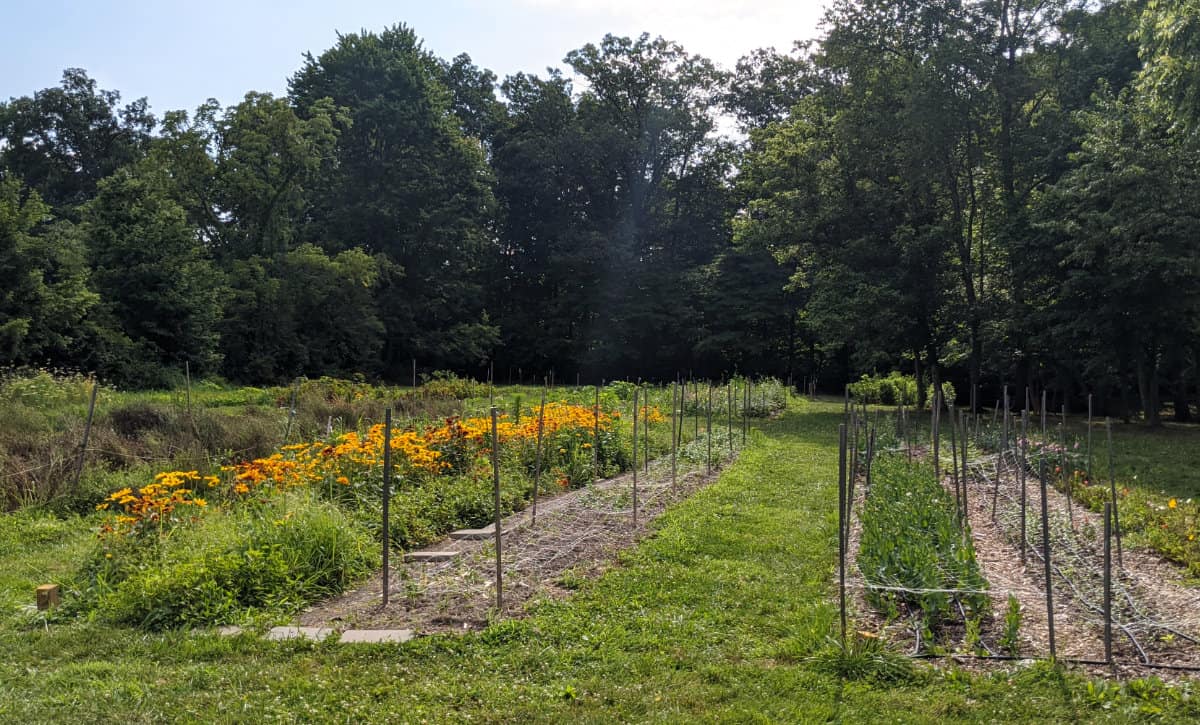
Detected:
left=0, top=399, right=1193, bottom=722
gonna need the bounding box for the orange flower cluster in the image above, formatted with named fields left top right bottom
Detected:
left=223, top=423, right=447, bottom=495
left=98, top=403, right=613, bottom=536
left=425, top=402, right=614, bottom=445
left=95, top=470, right=214, bottom=535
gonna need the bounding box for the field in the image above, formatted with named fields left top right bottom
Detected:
left=1, top=385, right=1199, bottom=720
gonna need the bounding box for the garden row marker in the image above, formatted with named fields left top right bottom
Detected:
left=644, top=383, right=649, bottom=475
left=533, top=385, right=546, bottom=528
left=1039, top=458, right=1057, bottom=659
left=381, top=408, right=392, bottom=609
left=838, top=422, right=848, bottom=648
left=1106, top=418, right=1123, bottom=567
left=282, top=381, right=298, bottom=446
left=948, top=400, right=959, bottom=516
left=73, top=380, right=99, bottom=491
left=1061, top=404, right=1073, bottom=528
left=706, top=384, right=713, bottom=475
left=727, top=380, right=734, bottom=455
left=491, top=407, right=503, bottom=612
left=593, top=383, right=601, bottom=483
left=670, top=381, right=678, bottom=492
left=1022, top=393, right=1030, bottom=563
left=1103, top=501, right=1113, bottom=664
left=632, top=387, right=639, bottom=527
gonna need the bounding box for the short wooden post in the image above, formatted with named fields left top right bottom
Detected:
left=36, top=584, right=60, bottom=611
left=1040, top=458, right=1056, bottom=659
left=73, top=381, right=99, bottom=490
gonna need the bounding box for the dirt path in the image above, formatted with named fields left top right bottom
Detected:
left=298, top=453, right=733, bottom=633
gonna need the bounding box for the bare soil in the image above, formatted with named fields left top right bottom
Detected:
left=298, top=455, right=731, bottom=634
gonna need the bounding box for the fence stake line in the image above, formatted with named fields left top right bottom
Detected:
left=1107, top=417, right=1123, bottom=567
left=838, top=422, right=848, bottom=648
left=533, top=384, right=546, bottom=528
left=1039, top=458, right=1057, bottom=659
left=1104, top=501, right=1113, bottom=664
left=73, top=380, right=100, bottom=491
left=632, top=387, right=639, bottom=527
left=491, top=407, right=503, bottom=612
left=381, top=408, right=392, bottom=609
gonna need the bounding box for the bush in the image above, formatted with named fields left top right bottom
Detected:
left=89, top=492, right=375, bottom=629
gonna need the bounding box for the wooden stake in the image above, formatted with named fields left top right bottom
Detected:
left=1103, top=501, right=1113, bottom=664
left=73, top=380, right=99, bottom=491
left=632, top=387, right=639, bottom=526
left=1107, top=417, right=1123, bottom=567
left=1040, top=458, right=1056, bottom=659
left=381, top=408, right=392, bottom=608
left=838, top=423, right=848, bottom=647
left=533, top=385, right=546, bottom=528
left=491, top=407, right=503, bottom=612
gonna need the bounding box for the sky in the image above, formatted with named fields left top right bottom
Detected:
left=1, top=0, right=829, bottom=115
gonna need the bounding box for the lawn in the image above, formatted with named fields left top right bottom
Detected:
left=0, top=398, right=1195, bottom=722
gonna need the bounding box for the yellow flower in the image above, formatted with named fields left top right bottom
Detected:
left=1169, top=498, right=1178, bottom=509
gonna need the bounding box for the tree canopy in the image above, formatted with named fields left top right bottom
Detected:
left=1, top=5, right=1196, bottom=423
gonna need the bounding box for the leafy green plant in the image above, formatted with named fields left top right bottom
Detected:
left=1000, top=594, right=1022, bottom=655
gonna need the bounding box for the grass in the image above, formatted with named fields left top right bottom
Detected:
left=0, top=397, right=1195, bottom=721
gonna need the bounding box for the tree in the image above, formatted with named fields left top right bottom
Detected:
left=1039, top=89, right=1200, bottom=425
left=82, top=162, right=224, bottom=386
left=0, top=177, right=97, bottom=365
left=0, top=69, right=154, bottom=212
left=290, top=24, right=498, bottom=374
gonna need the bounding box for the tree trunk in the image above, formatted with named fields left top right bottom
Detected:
left=1136, top=348, right=1162, bottom=427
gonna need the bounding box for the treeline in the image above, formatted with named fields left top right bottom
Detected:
left=1, top=2, right=1197, bottom=424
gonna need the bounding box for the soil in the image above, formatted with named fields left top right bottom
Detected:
left=298, top=455, right=731, bottom=634
left=847, top=438, right=1200, bottom=680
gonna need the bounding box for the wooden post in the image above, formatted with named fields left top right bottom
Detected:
left=742, top=379, right=749, bottom=446
left=491, top=407, right=503, bottom=612
left=381, top=408, right=392, bottom=608
left=632, top=388, right=639, bottom=527
left=1107, top=417, right=1123, bottom=567
left=593, top=384, right=601, bottom=483
left=184, top=360, right=193, bottom=417
left=1020, top=411, right=1028, bottom=563
left=533, top=385, right=546, bottom=528
left=933, top=390, right=941, bottom=484
left=1087, top=393, right=1094, bottom=483
left=412, top=358, right=417, bottom=389
left=644, top=383, right=649, bottom=474
left=35, top=584, right=60, bottom=611
left=706, top=383, right=713, bottom=475
left=1103, top=501, right=1113, bottom=664
left=1040, top=458, right=1056, bottom=659
left=74, top=380, right=100, bottom=490
left=727, top=380, right=734, bottom=455
left=670, top=381, right=678, bottom=492
left=1062, top=404, right=1073, bottom=528
left=282, top=380, right=298, bottom=446
left=838, top=423, right=848, bottom=647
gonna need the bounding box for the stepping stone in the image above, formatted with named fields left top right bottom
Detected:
left=339, top=629, right=414, bottom=644
left=217, top=625, right=243, bottom=637
left=266, top=626, right=332, bottom=641
left=449, top=526, right=508, bottom=540
left=403, top=550, right=461, bottom=563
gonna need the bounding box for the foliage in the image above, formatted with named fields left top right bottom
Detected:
left=857, top=455, right=988, bottom=636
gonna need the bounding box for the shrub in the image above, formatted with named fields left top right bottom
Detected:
left=89, top=492, right=375, bottom=628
